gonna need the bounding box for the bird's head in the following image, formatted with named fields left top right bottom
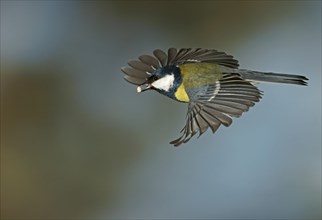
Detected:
left=137, top=65, right=182, bottom=99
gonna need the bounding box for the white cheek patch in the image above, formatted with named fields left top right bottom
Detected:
left=151, top=74, right=175, bottom=92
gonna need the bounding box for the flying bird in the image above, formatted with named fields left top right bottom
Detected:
left=121, top=48, right=308, bottom=146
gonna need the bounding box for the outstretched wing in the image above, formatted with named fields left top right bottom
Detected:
left=121, top=48, right=239, bottom=85
left=170, top=73, right=262, bottom=146
left=167, top=48, right=239, bottom=68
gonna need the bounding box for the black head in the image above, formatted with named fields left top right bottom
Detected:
left=137, top=65, right=182, bottom=99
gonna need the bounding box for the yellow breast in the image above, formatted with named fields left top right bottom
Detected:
left=174, top=83, right=190, bottom=102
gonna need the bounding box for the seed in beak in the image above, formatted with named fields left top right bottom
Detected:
left=137, top=86, right=142, bottom=93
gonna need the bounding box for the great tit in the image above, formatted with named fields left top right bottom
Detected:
left=121, top=48, right=308, bottom=146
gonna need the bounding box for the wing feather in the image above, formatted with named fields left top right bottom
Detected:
left=121, top=67, right=147, bottom=78
left=153, top=49, right=167, bottom=66
left=167, top=48, right=178, bottom=65
left=128, top=60, right=154, bottom=73
left=139, top=55, right=160, bottom=69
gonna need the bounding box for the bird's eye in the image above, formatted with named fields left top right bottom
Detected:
left=151, top=75, right=159, bottom=81
left=147, top=75, right=159, bottom=84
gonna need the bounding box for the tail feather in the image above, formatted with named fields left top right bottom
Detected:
left=239, top=69, right=308, bottom=86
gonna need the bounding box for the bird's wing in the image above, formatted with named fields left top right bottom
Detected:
left=167, top=48, right=239, bottom=68
left=121, top=48, right=239, bottom=85
left=170, top=73, right=262, bottom=146
left=121, top=58, right=157, bottom=85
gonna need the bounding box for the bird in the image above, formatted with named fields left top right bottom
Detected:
left=121, top=48, right=308, bottom=146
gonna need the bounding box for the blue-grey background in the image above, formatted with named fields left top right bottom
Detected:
left=1, top=1, right=321, bottom=219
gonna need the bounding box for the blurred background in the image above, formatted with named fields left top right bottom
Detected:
left=1, top=1, right=321, bottom=219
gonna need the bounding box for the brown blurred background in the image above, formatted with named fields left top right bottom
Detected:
left=1, top=1, right=321, bottom=219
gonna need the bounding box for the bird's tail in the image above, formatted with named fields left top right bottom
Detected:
left=238, top=69, right=308, bottom=86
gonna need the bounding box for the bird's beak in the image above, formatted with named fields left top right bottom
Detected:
left=137, top=83, right=152, bottom=93
left=137, top=75, right=157, bottom=93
